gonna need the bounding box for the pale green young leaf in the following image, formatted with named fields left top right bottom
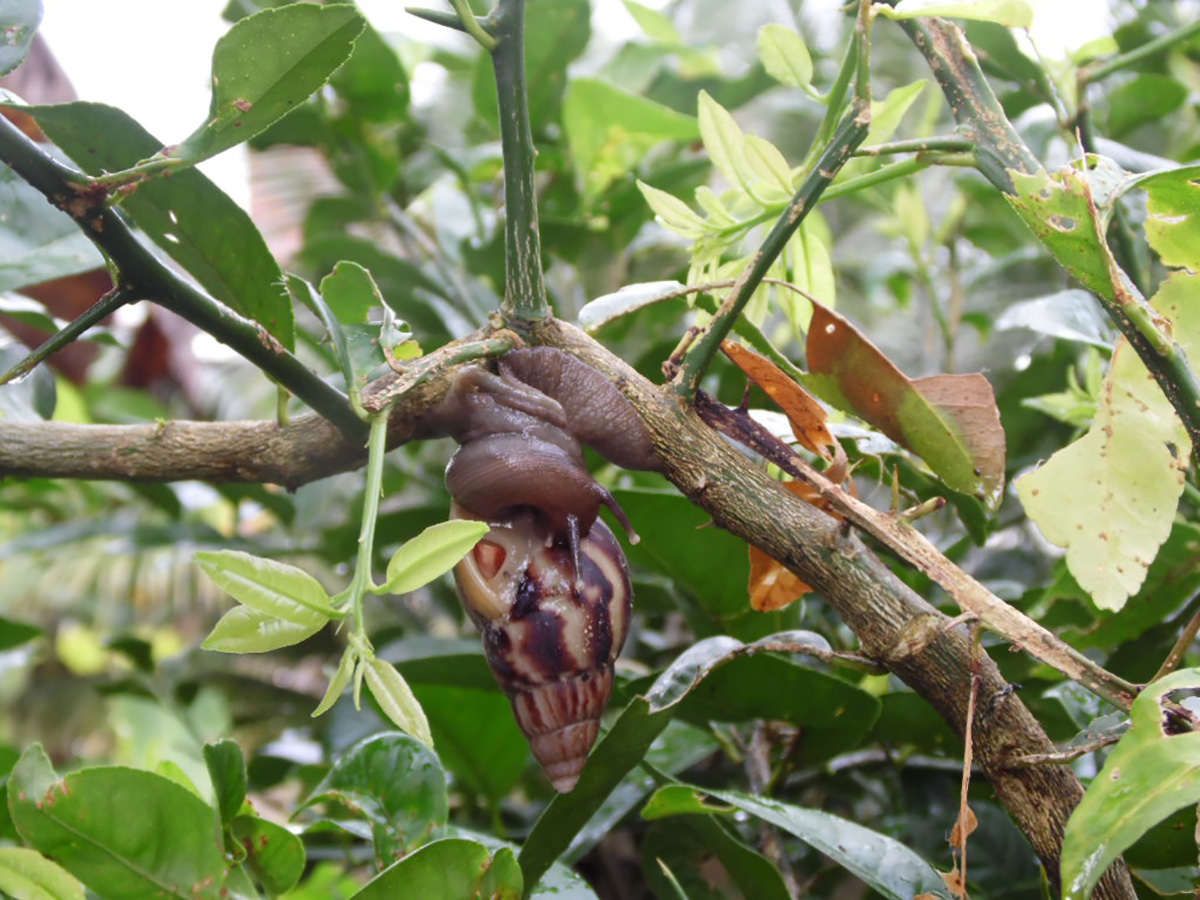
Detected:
left=638, top=182, right=708, bottom=238
left=312, top=647, right=358, bottom=717
left=364, top=659, right=434, bottom=748
left=1133, top=164, right=1200, bottom=271
left=195, top=550, right=334, bottom=625
left=0, top=847, right=84, bottom=900
left=744, top=135, right=794, bottom=195
left=782, top=222, right=835, bottom=334
left=201, top=605, right=325, bottom=654
left=1017, top=271, right=1198, bottom=611
left=693, top=186, right=737, bottom=226
left=623, top=0, right=679, bottom=44
left=879, top=0, right=1033, bottom=28
left=864, top=81, right=927, bottom=149
left=697, top=91, right=754, bottom=193
left=757, top=24, right=813, bottom=89
left=380, top=519, right=490, bottom=596
left=1061, top=668, right=1200, bottom=899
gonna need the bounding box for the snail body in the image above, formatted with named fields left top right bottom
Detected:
left=422, top=348, right=657, bottom=792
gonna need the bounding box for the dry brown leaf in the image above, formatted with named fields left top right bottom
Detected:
left=942, top=866, right=969, bottom=899
left=748, top=482, right=816, bottom=611
left=949, top=804, right=978, bottom=846
left=722, top=340, right=837, bottom=460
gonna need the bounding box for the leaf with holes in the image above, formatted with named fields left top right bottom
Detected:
left=805, top=303, right=1006, bottom=506
left=1130, top=164, right=1200, bottom=271
left=1017, top=272, right=1196, bottom=611
left=1061, top=669, right=1200, bottom=899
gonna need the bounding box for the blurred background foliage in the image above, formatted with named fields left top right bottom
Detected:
left=2, top=0, right=1200, bottom=897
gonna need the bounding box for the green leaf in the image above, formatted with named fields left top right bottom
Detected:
left=0, top=847, right=84, bottom=900
left=364, top=659, right=434, bottom=748
left=757, top=24, right=812, bottom=89
left=564, top=78, right=699, bottom=200
left=697, top=91, right=755, bottom=194
left=863, top=80, right=927, bottom=149
left=195, top=549, right=334, bottom=625
left=1107, top=74, right=1187, bottom=139
left=642, top=817, right=791, bottom=900
left=312, top=646, right=357, bottom=717
left=1133, top=164, right=1200, bottom=271
left=642, top=785, right=951, bottom=900
left=0, top=614, right=42, bottom=652
left=744, top=134, right=794, bottom=194
left=178, top=3, right=366, bottom=164
left=305, top=732, right=447, bottom=868
left=319, top=259, right=385, bottom=325
left=380, top=519, right=490, bottom=596
left=412, top=685, right=527, bottom=802
left=230, top=814, right=305, bottom=895
left=1017, top=272, right=1196, bottom=611
left=203, top=740, right=247, bottom=827
left=623, top=0, right=679, bottom=43
left=1061, top=669, right=1200, bottom=899
left=0, top=161, right=103, bottom=292
left=201, top=604, right=325, bottom=653
left=0, top=0, right=40, bottom=75
left=8, top=745, right=228, bottom=900
left=24, top=102, right=294, bottom=349
left=578, top=280, right=686, bottom=332
left=637, top=182, right=707, bottom=238
left=879, top=0, right=1033, bottom=27
left=352, top=839, right=522, bottom=900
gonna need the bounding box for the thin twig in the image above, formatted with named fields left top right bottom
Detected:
left=1151, top=593, right=1200, bottom=684
left=1084, top=18, right=1200, bottom=83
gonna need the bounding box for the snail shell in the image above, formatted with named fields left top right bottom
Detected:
left=452, top=505, right=632, bottom=793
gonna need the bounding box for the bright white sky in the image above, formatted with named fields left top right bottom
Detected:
left=36, top=0, right=1110, bottom=206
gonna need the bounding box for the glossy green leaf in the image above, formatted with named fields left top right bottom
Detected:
left=0, top=161, right=103, bottom=292
left=305, top=732, right=447, bottom=868
left=352, top=839, right=521, bottom=900
left=230, top=814, right=305, bottom=895
left=1133, top=164, right=1200, bottom=271
left=365, top=659, right=433, bottom=748
left=643, top=785, right=950, bottom=899
left=380, top=519, right=489, bottom=596
left=178, top=3, right=366, bottom=164
left=201, top=604, right=325, bottom=653
left=0, top=614, right=41, bottom=652
left=413, top=685, right=527, bottom=802
left=757, top=24, right=812, bottom=89
left=1062, top=669, right=1200, bottom=899
left=1018, top=272, right=1196, bottom=610
left=0, top=0, right=40, bottom=75
left=879, top=0, right=1033, bottom=27
left=195, top=549, right=334, bottom=625
left=564, top=78, right=698, bottom=200
left=24, top=102, right=294, bottom=349
left=0, top=847, right=83, bottom=900
left=203, top=740, right=246, bottom=827
left=8, top=745, right=228, bottom=900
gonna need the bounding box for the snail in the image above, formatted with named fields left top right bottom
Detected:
left=421, top=347, right=659, bottom=792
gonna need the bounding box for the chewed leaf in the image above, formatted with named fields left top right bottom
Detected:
left=1061, top=669, right=1200, bottom=900
left=1018, top=271, right=1197, bottom=611
left=1130, top=164, right=1200, bottom=271
left=722, top=341, right=835, bottom=458
left=805, top=304, right=1005, bottom=506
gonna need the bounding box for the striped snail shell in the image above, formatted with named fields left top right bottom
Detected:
left=421, top=348, right=658, bottom=792
left=452, top=504, right=632, bottom=793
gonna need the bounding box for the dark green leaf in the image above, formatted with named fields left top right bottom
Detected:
left=178, top=3, right=366, bottom=164
left=8, top=745, right=228, bottom=900
left=25, top=102, right=294, bottom=349
left=1107, top=74, right=1187, bottom=138
left=351, top=838, right=522, bottom=900
left=203, top=740, right=247, bottom=827
left=331, top=22, right=409, bottom=121
left=0, top=615, right=41, bottom=652
left=230, top=813, right=305, bottom=895
left=305, top=732, right=448, bottom=868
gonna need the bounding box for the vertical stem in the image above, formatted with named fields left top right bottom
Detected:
left=491, top=0, right=548, bottom=322
left=346, top=412, right=391, bottom=634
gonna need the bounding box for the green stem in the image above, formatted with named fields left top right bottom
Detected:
left=1084, top=17, right=1200, bottom=82
left=450, top=0, right=498, bottom=50
left=88, top=154, right=189, bottom=190
left=672, top=102, right=871, bottom=399
left=342, top=412, right=391, bottom=634
left=490, top=0, right=548, bottom=322
left=0, top=114, right=366, bottom=441
left=853, top=135, right=973, bottom=157
left=0, top=287, right=132, bottom=385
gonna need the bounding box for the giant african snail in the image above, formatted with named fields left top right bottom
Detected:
left=420, top=347, right=660, bottom=792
